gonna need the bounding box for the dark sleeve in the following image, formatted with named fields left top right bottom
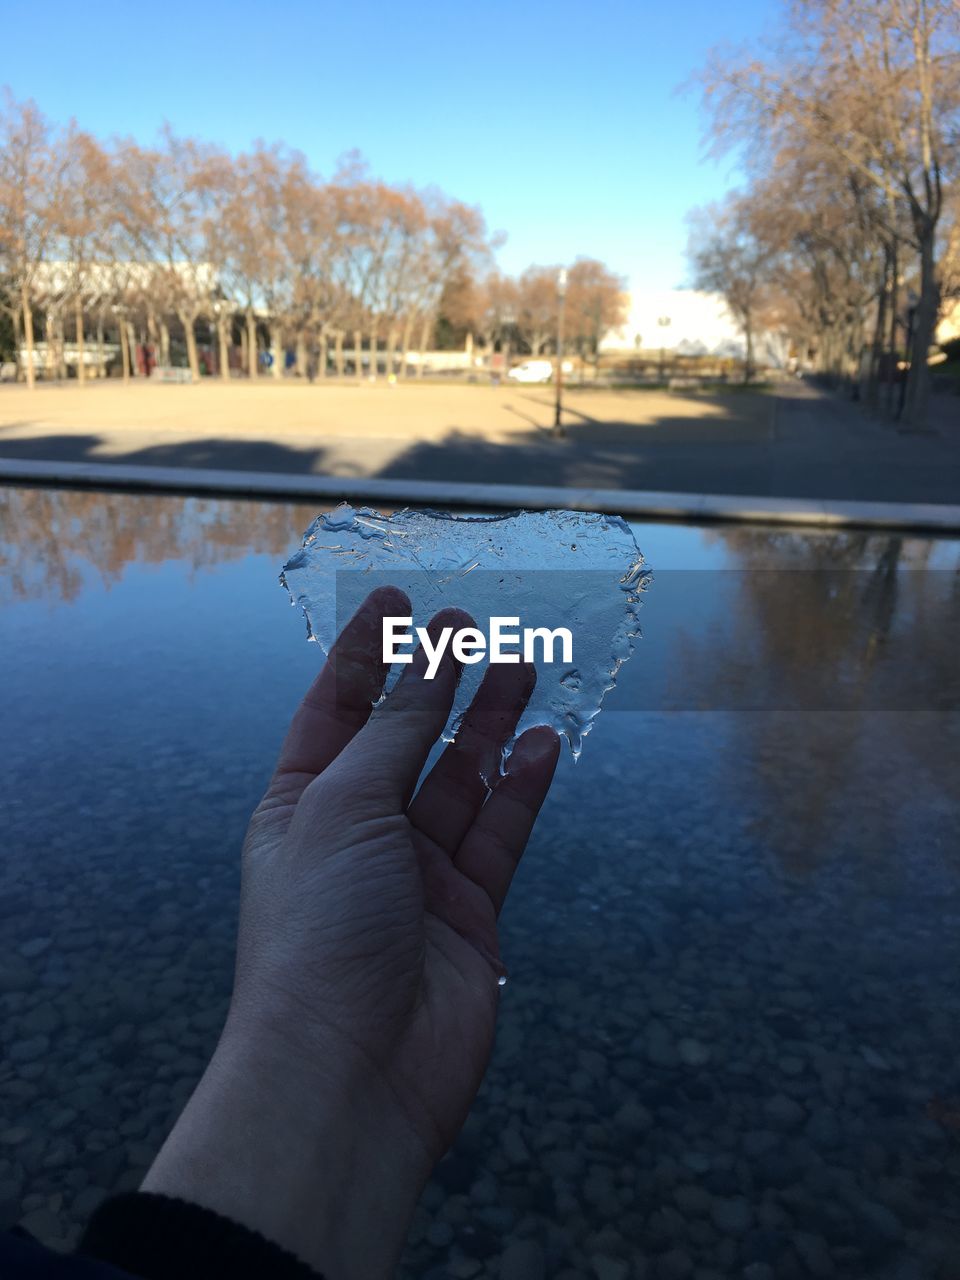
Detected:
left=78, top=1192, right=325, bottom=1280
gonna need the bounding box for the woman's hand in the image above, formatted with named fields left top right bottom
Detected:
left=143, top=586, right=560, bottom=1279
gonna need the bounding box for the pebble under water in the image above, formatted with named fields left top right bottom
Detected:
left=0, top=486, right=958, bottom=1278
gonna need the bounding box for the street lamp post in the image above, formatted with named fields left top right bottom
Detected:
left=657, top=315, right=671, bottom=384
left=554, top=267, right=568, bottom=431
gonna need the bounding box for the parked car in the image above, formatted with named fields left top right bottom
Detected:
left=507, top=359, right=554, bottom=383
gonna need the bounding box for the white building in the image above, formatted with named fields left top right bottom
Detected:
left=31, top=260, right=221, bottom=304
left=601, top=287, right=788, bottom=366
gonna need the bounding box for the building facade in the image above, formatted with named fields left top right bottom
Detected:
left=600, top=288, right=788, bottom=367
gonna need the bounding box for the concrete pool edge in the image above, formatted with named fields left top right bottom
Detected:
left=1, top=456, right=958, bottom=532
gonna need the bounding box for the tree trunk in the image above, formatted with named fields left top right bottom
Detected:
left=354, top=329, right=363, bottom=382
left=417, top=316, right=432, bottom=378
left=845, top=319, right=860, bottom=388
left=296, top=332, right=307, bottom=377
left=400, top=318, right=413, bottom=380
left=386, top=327, right=397, bottom=378
left=45, top=311, right=57, bottom=379
left=246, top=311, right=258, bottom=378
left=821, top=328, right=834, bottom=380
left=96, top=311, right=105, bottom=379
left=335, top=330, right=344, bottom=378
left=886, top=241, right=900, bottom=417
left=159, top=318, right=171, bottom=366
left=866, top=249, right=890, bottom=410
left=270, top=325, right=282, bottom=378
left=127, top=322, right=139, bottom=376
left=51, top=311, right=64, bottom=380
left=368, top=329, right=378, bottom=380
left=10, top=303, right=22, bottom=382
left=744, top=322, right=754, bottom=384
left=902, top=228, right=939, bottom=429
left=118, top=314, right=130, bottom=382
left=21, top=283, right=35, bottom=390
left=74, top=295, right=85, bottom=385
left=181, top=312, right=200, bottom=381
left=319, top=332, right=328, bottom=379
left=218, top=315, right=231, bottom=380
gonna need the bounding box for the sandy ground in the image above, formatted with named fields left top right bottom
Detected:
left=1, top=377, right=957, bottom=502
left=0, top=379, right=757, bottom=470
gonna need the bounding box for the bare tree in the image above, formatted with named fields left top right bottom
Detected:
left=283, top=160, right=344, bottom=378
left=566, top=257, right=628, bottom=369
left=378, top=187, right=427, bottom=378
left=336, top=170, right=389, bottom=380
left=430, top=199, right=490, bottom=371
left=113, top=139, right=183, bottom=373
left=0, top=92, right=63, bottom=388
left=0, top=92, right=630, bottom=396
left=742, top=145, right=897, bottom=394
left=58, top=127, right=111, bottom=384
left=221, top=145, right=291, bottom=379
left=191, top=147, right=240, bottom=380
left=434, top=263, right=484, bottom=354
left=156, top=129, right=223, bottom=381
left=470, top=272, right=518, bottom=362
left=689, top=196, right=774, bottom=381
left=513, top=267, right=558, bottom=356
left=697, top=0, right=960, bottom=424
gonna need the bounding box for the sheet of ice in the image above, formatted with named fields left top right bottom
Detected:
left=280, top=504, right=651, bottom=760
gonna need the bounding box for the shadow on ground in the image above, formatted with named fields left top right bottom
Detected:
left=0, top=385, right=958, bottom=502
left=0, top=430, right=336, bottom=476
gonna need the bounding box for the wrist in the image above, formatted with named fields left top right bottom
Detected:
left=142, top=1018, right=433, bottom=1280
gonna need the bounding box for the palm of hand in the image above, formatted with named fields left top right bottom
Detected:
left=233, top=587, right=559, bottom=1166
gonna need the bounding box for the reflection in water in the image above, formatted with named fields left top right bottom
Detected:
left=2, top=487, right=957, bottom=884
left=1, top=486, right=959, bottom=1275
left=2, top=487, right=957, bottom=885
left=696, top=527, right=957, bottom=703
left=679, top=529, right=960, bottom=879
left=0, top=487, right=321, bottom=605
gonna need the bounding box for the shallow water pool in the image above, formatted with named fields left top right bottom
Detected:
left=1, top=485, right=959, bottom=1278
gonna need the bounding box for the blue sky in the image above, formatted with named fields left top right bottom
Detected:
left=2, top=0, right=777, bottom=294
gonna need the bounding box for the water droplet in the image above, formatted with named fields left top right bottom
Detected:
left=497, top=974, right=508, bottom=987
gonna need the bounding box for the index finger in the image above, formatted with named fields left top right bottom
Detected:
left=333, top=606, right=474, bottom=811
left=266, top=584, right=411, bottom=800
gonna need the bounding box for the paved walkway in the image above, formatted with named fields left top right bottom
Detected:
left=0, top=378, right=957, bottom=504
